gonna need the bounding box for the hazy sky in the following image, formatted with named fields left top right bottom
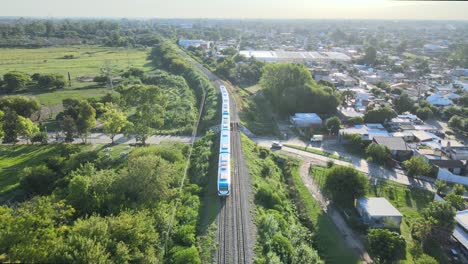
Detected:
left=2, top=0, right=468, bottom=20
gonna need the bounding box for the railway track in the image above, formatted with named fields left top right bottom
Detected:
left=178, top=48, right=254, bottom=264
left=216, top=125, right=249, bottom=264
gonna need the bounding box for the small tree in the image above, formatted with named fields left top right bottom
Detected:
left=2, top=71, right=31, bottom=92
left=37, top=73, right=66, bottom=89
left=348, top=116, right=364, bottom=125
left=101, top=106, right=128, bottom=144
left=415, top=107, right=433, bottom=120
left=17, top=116, right=39, bottom=144
left=394, top=93, right=414, bottom=114
left=403, top=156, right=431, bottom=177
left=414, top=254, right=438, bottom=264
left=324, top=165, right=368, bottom=208
left=325, top=116, right=341, bottom=135
left=76, top=101, right=96, bottom=143
left=364, top=107, right=397, bottom=124
left=434, top=180, right=447, bottom=195
left=453, top=184, right=466, bottom=196
left=422, top=201, right=456, bottom=242
left=61, top=115, right=76, bottom=142
left=365, top=143, right=390, bottom=164
left=368, top=229, right=406, bottom=264
left=445, top=192, right=465, bottom=211
left=2, top=108, right=19, bottom=143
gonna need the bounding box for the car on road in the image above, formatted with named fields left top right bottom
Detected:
left=271, top=142, right=282, bottom=149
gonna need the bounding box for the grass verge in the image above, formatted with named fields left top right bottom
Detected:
left=284, top=144, right=351, bottom=162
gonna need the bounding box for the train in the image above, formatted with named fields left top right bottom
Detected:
left=218, top=85, right=231, bottom=196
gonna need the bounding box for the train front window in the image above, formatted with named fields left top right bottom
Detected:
left=219, top=186, right=229, bottom=191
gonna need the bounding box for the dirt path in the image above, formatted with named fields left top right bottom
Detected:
left=298, top=160, right=373, bottom=264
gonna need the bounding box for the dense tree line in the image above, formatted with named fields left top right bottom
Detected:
left=1, top=71, right=66, bottom=92
left=243, top=137, right=323, bottom=264
left=150, top=39, right=219, bottom=131
left=260, top=63, right=340, bottom=116
left=0, top=132, right=216, bottom=263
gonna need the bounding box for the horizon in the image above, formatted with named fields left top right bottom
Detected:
left=2, top=0, right=468, bottom=21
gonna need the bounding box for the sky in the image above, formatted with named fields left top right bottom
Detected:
left=1, top=0, right=468, bottom=20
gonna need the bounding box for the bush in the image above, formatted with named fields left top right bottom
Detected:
left=31, top=132, right=48, bottom=144
left=365, top=143, right=390, bottom=164
left=404, top=156, right=431, bottom=177
left=20, top=165, right=58, bottom=195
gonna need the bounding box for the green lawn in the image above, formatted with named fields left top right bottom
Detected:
left=284, top=144, right=352, bottom=162
left=0, top=46, right=150, bottom=77
left=0, top=46, right=151, bottom=107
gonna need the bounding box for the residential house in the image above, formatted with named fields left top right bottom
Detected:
left=373, top=136, right=412, bottom=161
left=453, top=210, right=468, bottom=258
left=356, top=197, right=403, bottom=229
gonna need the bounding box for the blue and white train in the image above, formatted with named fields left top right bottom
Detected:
left=218, top=85, right=231, bottom=196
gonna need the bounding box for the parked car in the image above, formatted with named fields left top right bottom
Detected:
left=271, top=142, right=282, bottom=149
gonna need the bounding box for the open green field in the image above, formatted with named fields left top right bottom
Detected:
left=0, top=46, right=151, bottom=107
left=0, top=46, right=150, bottom=77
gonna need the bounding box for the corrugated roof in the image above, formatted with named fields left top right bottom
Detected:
left=357, top=197, right=402, bottom=217
left=374, top=136, right=408, bottom=151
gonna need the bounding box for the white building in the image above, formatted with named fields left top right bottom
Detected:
left=356, top=197, right=403, bottom=228
left=290, top=113, right=322, bottom=128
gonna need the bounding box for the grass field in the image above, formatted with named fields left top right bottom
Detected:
left=311, top=166, right=450, bottom=263
left=0, top=46, right=151, bottom=107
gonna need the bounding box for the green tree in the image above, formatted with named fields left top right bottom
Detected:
left=414, top=254, right=438, bottom=264
left=434, top=180, right=447, bottom=195
left=403, top=156, right=431, bottom=177
left=348, top=116, right=364, bottom=125
left=2, top=71, right=31, bottom=92
left=324, top=165, right=368, bottom=207
left=453, top=184, right=466, bottom=196
left=415, top=107, right=433, bottom=120
left=20, top=165, right=58, bottom=195
left=170, top=246, right=201, bottom=264
left=364, top=107, right=396, bottom=123
left=0, top=96, right=41, bottom=118
left=101, top=105, right=128, bottom=144
left=445, top=192, right=465, bottom=211
left=270, top=233, right=293, bottom=264
left=362, top=46, right=377, bottom=65
left=0, top=196, right=74, bottom=263
left=394, top=93, right=414, bottom=114
left=76, top=101, right=96, bottom=143
left=120, top=85, right=165, bottom=145
left=36, top=73, right=66, bottom=89
left=367, top=229, right=406, bottom=264
left=2, top=109, right=19, bottom=143
left=61, top=115, right=76, bottom=142
left=260, top=63, right=339, bottom=115
left=325, top=116, right=341, bottom=135
left=448, top=115, right=464, bottom=131
left=292, top=244, right=323, bottom=264
left=17, top=116, right=39, bottom=144
left=422, top=201, right=456, bottom=242
left=365, top=143, right=390, bottom=164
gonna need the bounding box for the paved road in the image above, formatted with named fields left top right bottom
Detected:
left=254, top=138, right=435, bottom=192
left=19, top=133, right=194, bottom=145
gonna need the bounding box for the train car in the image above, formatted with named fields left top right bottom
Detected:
left=221, top=115, right=230, bottom=131
left=217, top=153, right=231, bottom=196
left=219, top=130, right=230, bottom=154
